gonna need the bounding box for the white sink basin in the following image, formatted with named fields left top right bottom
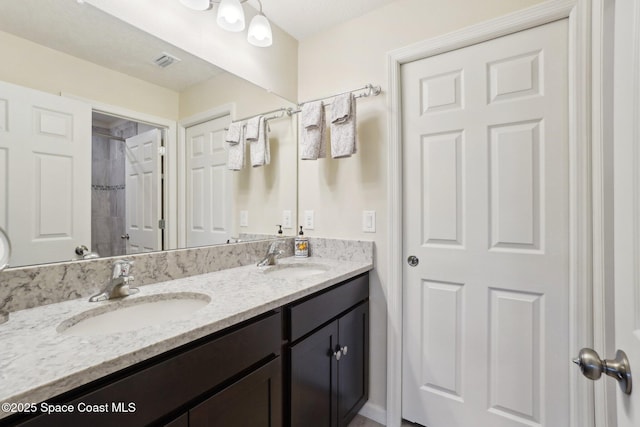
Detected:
left=260, top=263, right=329, bottom=279
left=57, top=292, right=210, bottom=337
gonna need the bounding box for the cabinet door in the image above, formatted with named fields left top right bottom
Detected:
left=337, top=302, right=369, bottom=427
left=290, top=321, right=339, bottom=427
left=163, top=413, right=188, bottom=427
left=190, top=358, right=282, bottom=427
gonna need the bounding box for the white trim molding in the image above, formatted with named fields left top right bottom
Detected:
left=358, top=402, right=387, bottom=426
left=590, top=1, right=616, bottom=426
left=385, top=1, right=598, bottom=426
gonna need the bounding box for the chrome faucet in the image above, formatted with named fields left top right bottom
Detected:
left=257, top=242, right=283, bottom=267
left=89, top=260, right=138, bottom=302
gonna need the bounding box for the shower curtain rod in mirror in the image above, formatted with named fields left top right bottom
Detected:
left=230, top=107, right=293, bottom=125
left=92, top=130, right=126, bottom=142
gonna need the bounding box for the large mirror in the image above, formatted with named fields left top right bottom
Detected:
left=0, top=0, right=298, bottom=268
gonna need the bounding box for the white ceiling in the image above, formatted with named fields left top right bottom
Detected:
left=0, top=0, right=226, bottom=92
left=261, top=0, right=397, bottom=40
left=0, top=0, right=395, bottom=91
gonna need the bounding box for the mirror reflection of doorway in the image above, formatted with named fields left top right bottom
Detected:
left=184, top=114, right=233, bottom=248
left=91, top=112, right=164, bottom=257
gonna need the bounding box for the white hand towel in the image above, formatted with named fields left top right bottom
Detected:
left=249, top=116, right=270, bottom=167
left=226, top=123, right=245, bottom=170
left=245, top=116, right=261, bottom=141
left=330, top=93, right=356, bottom=158
left=302, top=100, right=323, bottom=129
left=225, top=121, right=243, bottom=145
left=331, top=92, right=352, bottom=124
left=300, top=101, right=326, bottom=160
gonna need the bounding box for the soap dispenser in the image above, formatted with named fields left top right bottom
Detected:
left=295, top=226, right=309, bottom=258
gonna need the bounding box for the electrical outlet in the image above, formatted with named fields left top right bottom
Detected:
left=240, top=210, right=249, bottom=227
left=282, top=210, right=292, bottom=229
left=303, top=210, right=315, bottom=230
left=363, top=210, right=376, bottom=233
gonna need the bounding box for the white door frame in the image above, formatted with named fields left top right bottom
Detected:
left=386, top=1, right=604, bottom=426
left=177, top=103, right=235, bottom=248
left=60, top=93, right=178, bottom=251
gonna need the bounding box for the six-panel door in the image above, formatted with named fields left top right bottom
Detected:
left=402, top=19, right=571, bottom=427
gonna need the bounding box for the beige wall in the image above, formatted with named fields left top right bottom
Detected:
left=180, top=73, right=298, bottom=239
left=297, top=0, right=545, bottom=415
left=0, top=31, right=179, bottom=120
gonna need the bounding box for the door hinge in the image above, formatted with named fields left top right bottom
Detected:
left=158, top=219, right=166, bottom=229
left=158, top=146, right=166, bottom=156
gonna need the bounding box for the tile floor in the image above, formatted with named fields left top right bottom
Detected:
left=348, top=414, right=421, bottom=427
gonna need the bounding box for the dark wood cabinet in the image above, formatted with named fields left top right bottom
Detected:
left=337, top=302, right=369, bottom=426
left=7, top=311, right=282, bottom=427
left=164, top=413, right=189, bottom=427
left=290, top=321, right=339, bottom=426
left=287, top=273, right=369, bottom=427
left=190, top=358, right=282, bottom=427
left=3, top=271, right=369, bottom=427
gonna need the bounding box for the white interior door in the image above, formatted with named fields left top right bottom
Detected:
left=613, top=0, right=640, bottom=424
left=185, top=115, right=232, bottom=247
left=0, top=80, right=91, bottom=266
left=125, top=128, right=161, bottom=254
left=402, top=20, right=571, bottom=426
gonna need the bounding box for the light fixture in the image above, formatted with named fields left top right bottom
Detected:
left=179, top=0, right=211, bottom=11
left=216, top=0, right=245, bottom=32
left=247, top=3, right=272, bottom=47
left=178, top=0, right=273, bottom=47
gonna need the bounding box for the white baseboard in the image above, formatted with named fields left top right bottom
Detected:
left=359, top=402, right=387, bottom=425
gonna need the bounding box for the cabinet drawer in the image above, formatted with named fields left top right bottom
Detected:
left=288, top=273, right=368, bottom=342
left=14, top=311, right=281, bottom=427
left=190, top=357, right=282, bottom=427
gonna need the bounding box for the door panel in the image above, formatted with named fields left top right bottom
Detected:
left=402, top=20, right=569, bottom=426
left=185, top=116, right=232, bottom=246
left=338, top=302, right=369, bottom=426
left=290, top=321, right=339, bottom=427
left=0, top=80, right=91, bottom=266
left=125, top=128, right=161, bottom=254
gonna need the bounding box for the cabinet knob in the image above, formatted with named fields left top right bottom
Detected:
left=341, top=346, right=348, bottom=356
left=333, top=350, right=342, bottom=361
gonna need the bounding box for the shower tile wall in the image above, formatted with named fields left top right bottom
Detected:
left=91, top=121, right=157, bottom=257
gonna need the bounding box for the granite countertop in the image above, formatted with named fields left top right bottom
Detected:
left=0, top=256, right=371, bottom=417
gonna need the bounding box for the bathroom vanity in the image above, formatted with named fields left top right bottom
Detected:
left=0, top=257, right=370, bottom=427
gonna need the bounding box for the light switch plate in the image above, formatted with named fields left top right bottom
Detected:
left=303, top=210, right=315, bottom=230
left=363, top=210, right=376, bottom=233
left=282, top=210, right=292, bottom=229
left=240, top=210, right=249, bottom=227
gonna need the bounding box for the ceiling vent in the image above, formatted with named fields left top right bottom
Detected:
left=153, top=52, right=181, bottom=69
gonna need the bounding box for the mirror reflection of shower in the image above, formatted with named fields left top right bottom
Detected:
left=91, top=112, right=164, bottom=258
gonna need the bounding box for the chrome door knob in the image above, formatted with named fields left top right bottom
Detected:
left=75, top=245, right=89, bottom=256
left=121, top=234, right=130, bottom=240
left=407, top=256, right=419, bottom=267
left=573, top=348, right=632, bottom=395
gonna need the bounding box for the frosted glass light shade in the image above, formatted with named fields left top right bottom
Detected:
left=179, top=0, right=210, bottom=11
left=217, top=0, right=245, bottom=32
left=247, top=14, right=272, bottom=47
